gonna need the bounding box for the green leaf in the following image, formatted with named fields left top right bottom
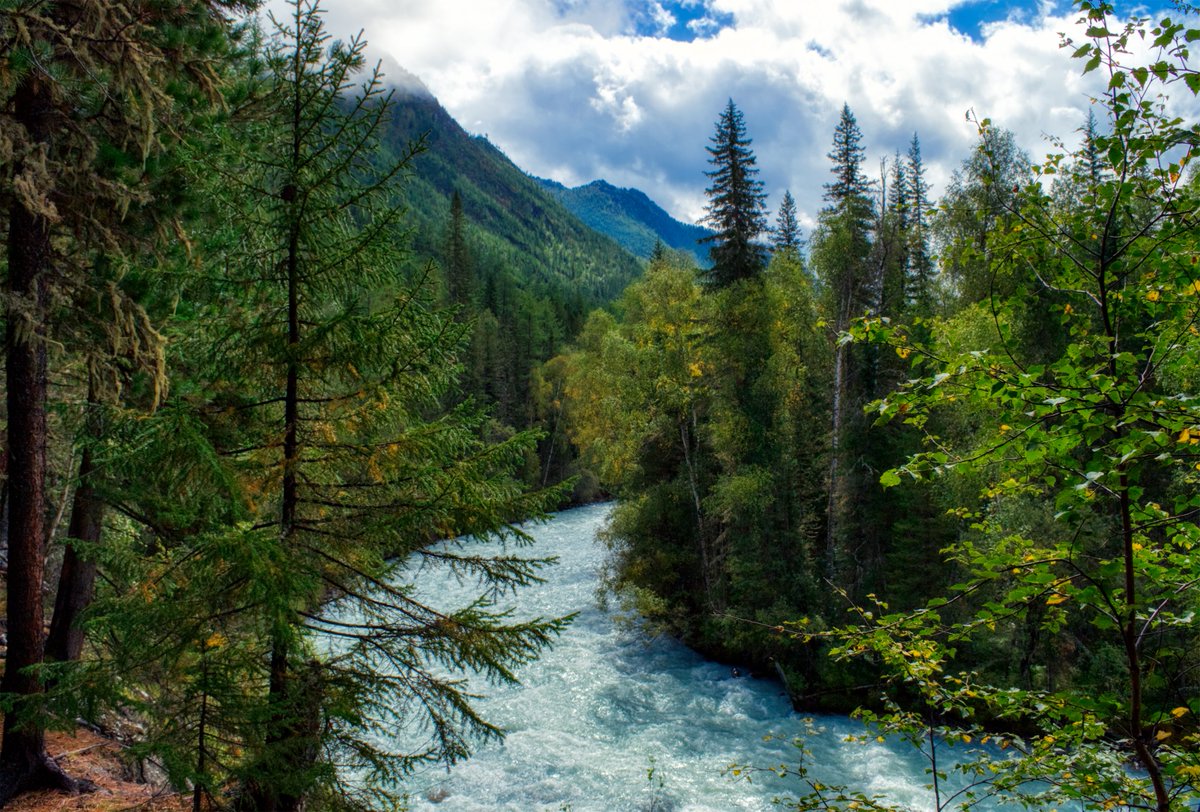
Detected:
left=880, top=469, right=902, bottom=488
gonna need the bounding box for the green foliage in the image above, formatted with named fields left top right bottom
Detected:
left=558, top=243, right=828, bottom=678
left=39, top=3, right=575, bottom=808
left=828, top=6, right=1200, bottom=808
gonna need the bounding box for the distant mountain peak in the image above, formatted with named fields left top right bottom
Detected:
left=381, top=59, right=435, bottom=101
left=537, top=177, right=712, bottom=263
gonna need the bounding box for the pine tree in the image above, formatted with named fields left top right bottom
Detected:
left=701, top=99, right=767, bottom=287
left=771, top=190, right=802, bottom=256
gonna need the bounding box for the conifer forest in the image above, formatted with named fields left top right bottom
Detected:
left=1, top=0, right=1200, bottom=809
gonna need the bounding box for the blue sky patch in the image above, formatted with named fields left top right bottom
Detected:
left=941, top=0, right=1068, bottom=41
left=630, top=1, right=735, bottom=41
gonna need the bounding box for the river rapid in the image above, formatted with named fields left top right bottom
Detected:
left=397, top=503, right=986, bottom=812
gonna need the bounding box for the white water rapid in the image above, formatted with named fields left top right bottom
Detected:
left=397, top=503, right=998, bottom=812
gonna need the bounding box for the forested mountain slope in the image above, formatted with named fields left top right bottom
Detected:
left=383, top=84, right=643, bottom=304
left=537, top=177, right=713, bottom=263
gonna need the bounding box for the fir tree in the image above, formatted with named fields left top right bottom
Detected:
left=701, top=99, right=767, bottom=287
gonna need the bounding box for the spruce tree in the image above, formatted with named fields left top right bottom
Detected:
left=825, top=104, right=874, bottom=218
left=445, top=190, right=475, bottom=308
left=810, top=102, right=876, bottom=589
left=701, top=99, right=767, bottom=287
left=771, top=190, right=802, bottom=256
left=877, top=152, right=910, bottom=319
left=905, top=133, right=935, bottom=315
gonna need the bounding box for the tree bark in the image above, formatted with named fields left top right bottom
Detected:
left=45, top=444, right=104, bottom=665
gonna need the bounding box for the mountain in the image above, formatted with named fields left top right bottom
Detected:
left=382, top=85, right=644, bottom=305
left=538, top=178, right=713, bottom=264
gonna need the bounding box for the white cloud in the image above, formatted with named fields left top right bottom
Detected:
left=269, top=1, right=1185, bottom=230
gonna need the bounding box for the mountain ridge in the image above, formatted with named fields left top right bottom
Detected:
left=536, top=176, right=713, bottom=264
left=382, top=84, right=644, bottom=305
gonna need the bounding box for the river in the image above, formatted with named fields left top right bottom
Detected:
left=397, top=503, right=988, bottom=812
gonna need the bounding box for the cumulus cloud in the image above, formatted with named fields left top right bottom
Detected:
left=267, top=0, right=1188, bottom=229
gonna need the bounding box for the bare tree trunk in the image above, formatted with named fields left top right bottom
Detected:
left=825, top=307, right=848, bottom=579
left=45, top=441, right=104, bottom=664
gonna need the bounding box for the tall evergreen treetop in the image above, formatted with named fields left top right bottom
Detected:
left=824, top=103, right=873, bottom=212
left=906, top=132, right=935, bottom=314
left=701, top=98, right=767, bottom=287
left=771, top=190, right=803, bottom=255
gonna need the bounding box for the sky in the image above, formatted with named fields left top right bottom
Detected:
left=272, top=0, right=1184, bottom=230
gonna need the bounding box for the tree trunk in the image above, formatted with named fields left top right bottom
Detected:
left=0, top=73, right=93, bottom=804
left=248, top=57, right=307, bottom=807
left=825, top=317, right=848, bottom=577
left=45, top=445, right=103, bottom=665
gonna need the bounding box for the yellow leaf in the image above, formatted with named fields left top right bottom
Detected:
left=1180, top=428, right=1192, bottom=444
left=1156, top=729, right=1172, bottom=741
left=896, top=346, right=912, bottom=359
left=1147, top=289, right=1161, bottom=302
left=688, top=361, right=704, bottom=378
left=1171, top=706, right=1190, bottom=718
left=999, top=424, right=1011, bottom=432
left=205, top=632, right=226, bottom=650
left=1046, top=593, right=1069, bottom=606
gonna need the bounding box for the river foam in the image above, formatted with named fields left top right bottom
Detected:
left=391, top=503, right=992, bottom=812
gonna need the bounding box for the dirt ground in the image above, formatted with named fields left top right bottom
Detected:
left=4, top=727, right=189, bottom=812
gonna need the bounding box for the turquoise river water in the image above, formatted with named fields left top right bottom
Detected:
left=395, top=503, right=1001, bottom=812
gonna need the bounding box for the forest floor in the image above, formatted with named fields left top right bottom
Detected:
left=3, top=726, right=187, bottom=812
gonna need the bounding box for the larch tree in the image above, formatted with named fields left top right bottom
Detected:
left=189, top=3, right=566, bottom=807
left=0, top=0, right=243, bottom=800
left=701, top=99, right=768, bottom=287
